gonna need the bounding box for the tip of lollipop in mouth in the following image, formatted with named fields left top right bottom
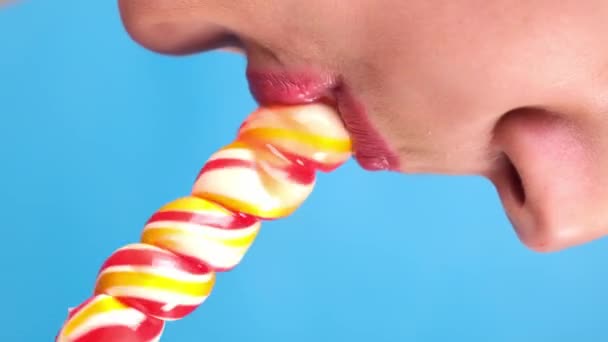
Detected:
left=246, top=69, right=400, bottom=172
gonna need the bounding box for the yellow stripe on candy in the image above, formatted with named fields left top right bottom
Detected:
left=195, top=192, right=298, bottom=219
left=158, top=196, right=230, bottom=214
left=220, top=140, right=250, bottom=151
left=96, top=271, right=214, bottom=297
left=142, top=227, right=258, bottom=248
left=238, top=127, right=352, bottom=153
left=61, top=295, right=129, bottom=337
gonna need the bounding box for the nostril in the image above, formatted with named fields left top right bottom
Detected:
left=504, top=156, right=526, bottom=206
left=217, top=34, right=246, bottom=53
left=489, top=153, right=527, bottom=210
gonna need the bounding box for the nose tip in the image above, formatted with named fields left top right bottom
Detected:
left=491, top=108, right=607, bottom=252
left=118, top=0, right=243, bottom=55
left=493, top=162, right=593, bottom=252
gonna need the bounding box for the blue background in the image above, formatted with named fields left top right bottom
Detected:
left=1, top=2, right=607, bottom=341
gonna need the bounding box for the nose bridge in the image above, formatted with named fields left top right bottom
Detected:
left=118, top=0, right=240, bottom=55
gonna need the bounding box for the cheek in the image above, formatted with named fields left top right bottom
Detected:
left=350, top=1, right=608, bottom=114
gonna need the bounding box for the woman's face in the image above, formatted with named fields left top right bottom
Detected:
left=119, top=1, right=608, bottom=252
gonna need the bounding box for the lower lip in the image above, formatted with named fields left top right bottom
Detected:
left=246, top=69, right=400, bottom=171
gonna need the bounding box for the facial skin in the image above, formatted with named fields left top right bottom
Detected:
left=119, top=0, right=608, bottom=252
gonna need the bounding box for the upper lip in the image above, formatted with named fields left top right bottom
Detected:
left=246, top=69, right=338, bottom=105
left=245, top=67, right=400, bottom=171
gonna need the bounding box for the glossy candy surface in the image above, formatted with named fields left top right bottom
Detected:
left=94, top=244, right=215, bottom=320
left=58, top=103, right=352, bottom=341
left=192, top=141, right=317, bottom=219
left=238, top=104, right=352, bottom=171
left=142, top=196, right=261, bottom=271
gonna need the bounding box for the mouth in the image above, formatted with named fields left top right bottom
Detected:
left=246, top=68, right=400, bottom=171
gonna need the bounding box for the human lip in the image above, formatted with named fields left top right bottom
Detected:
left=246, top=68, right=400, bottom=171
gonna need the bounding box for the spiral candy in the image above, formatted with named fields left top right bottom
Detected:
left=142, top=196, right=261, bottom=272
left=94, top=243, right=216, bottom=320
left=56, top=102, right=352, bottom=341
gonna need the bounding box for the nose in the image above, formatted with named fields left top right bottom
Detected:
left=490, top=108, right=608, bottom=252
left=118, top=0, right=243, bottom=55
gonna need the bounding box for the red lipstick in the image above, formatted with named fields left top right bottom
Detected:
left=246, top=68, right=400, bottom=171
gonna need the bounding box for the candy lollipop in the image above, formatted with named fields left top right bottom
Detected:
left=56, top=102, right=351, bottom=341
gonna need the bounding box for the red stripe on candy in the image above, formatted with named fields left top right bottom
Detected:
left=99, top=247, right=210, bottom=276
left=283, top=162, right=316, bottom=184
left=118, top=296, right=199, bottom=321
left=73, top=326, right=143, bottom=342
left=276, top=149, right=341, bottom=172
left=73, top=316, right=164, bottom=342
left=198, top=154, right=317, bottom=186
left=146, top=210, right=258, bottom=230
left=197, top=158, right=256, bottom=178
left=259, top=147, right=316, bottom=184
